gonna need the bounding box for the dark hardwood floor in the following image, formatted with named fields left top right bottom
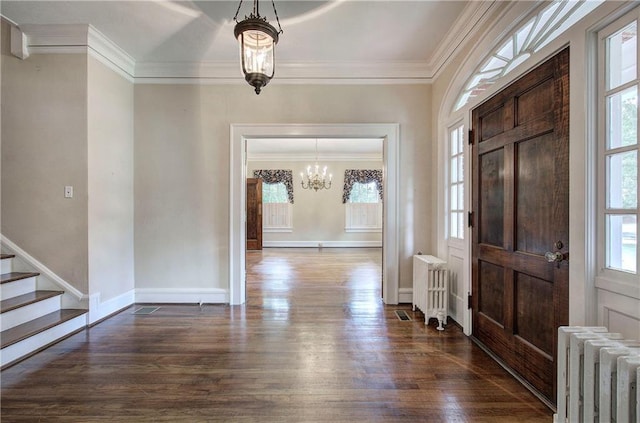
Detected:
left=0, top=248, right=552, bottom=422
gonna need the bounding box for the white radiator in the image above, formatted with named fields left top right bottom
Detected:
left=412, top=255, right=448, bottom=330
left=555, top=326, right=640, bottom=423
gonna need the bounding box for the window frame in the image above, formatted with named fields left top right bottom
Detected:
left=345, top=181, right=382, bottom=233
left=261, top=181, right=293, bottom=232
left=596, top=10, right=640, bottom=297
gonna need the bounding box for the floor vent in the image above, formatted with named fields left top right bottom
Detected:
left=395, top=310, right=411, bottom=321
left=133, top=306, right=160, bottom=315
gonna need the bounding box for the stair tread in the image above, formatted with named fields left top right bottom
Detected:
left=0, top=254, right=15, bottom=260
left=1, top=272, right=40, bottom=284
left=0, top=309, right=87, bottom=349
left=0, top=290, right=63, bottom=314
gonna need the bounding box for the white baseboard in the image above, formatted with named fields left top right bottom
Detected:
left=135, top=288, right=228, bottom=304
left=399, top=288, right=413, bottom=304
left=263, top=240, right=382, bottom=248
left=88, top=290, right=135, bottom=324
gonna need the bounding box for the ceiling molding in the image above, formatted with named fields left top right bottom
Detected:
left=13, top=23, right=136, bottom=81
left=134, top=60, right=433, bottom=83
left=428, top=1, right=499, bottom=78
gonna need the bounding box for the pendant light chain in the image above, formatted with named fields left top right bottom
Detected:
left=271, top=0, right=283, bottom=34
left=232, top=0, right=244, bottom=22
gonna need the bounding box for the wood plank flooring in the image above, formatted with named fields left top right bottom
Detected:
left=0, top=248, right=552, bottom=422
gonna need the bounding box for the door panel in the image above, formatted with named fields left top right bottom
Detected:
left=472, top=48, right=569, bottom=404
left=246, top=178, right=262, bottom=250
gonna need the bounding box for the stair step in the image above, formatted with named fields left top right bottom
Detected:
left=1, top=272, right=40, bottom=284
left=1, top=309, right=87, bottom=349
left=0, top=256, right=16, bottom=274
left=0, top=290, right=63, bottom=314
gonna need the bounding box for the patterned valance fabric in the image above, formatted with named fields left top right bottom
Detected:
left=342, top=169, right=384, bottom=203
left=253, top=169, right=294, bottom=203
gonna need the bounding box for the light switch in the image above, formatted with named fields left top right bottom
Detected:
left=64, top=186, right=73, bottom=198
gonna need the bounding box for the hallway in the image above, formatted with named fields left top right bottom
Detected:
left=1, top=248, right=552, bottom=422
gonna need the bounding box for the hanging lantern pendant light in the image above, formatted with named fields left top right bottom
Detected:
left=233, top=0, right=283, bottom=95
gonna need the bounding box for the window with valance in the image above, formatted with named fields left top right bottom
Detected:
left=253, top=170, right=294, bottom=204
left=342, top=169, right=383, bottom=204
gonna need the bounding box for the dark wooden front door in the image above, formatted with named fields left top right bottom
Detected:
left=246, top=178, right=263, bottom=250
left=471, top=48, right=569, bottom=404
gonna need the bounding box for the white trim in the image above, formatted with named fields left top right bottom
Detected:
left=262, top=241, right=382, bottom=248
left=263, top=228, right=293, bottom=233
left=135, top=288, right=228, bottom=304
left=398, top=287, right=413, bottom=304
left=1, top=235, right=84, bottom=301
left=88, top=290, right=135, bottom=325
left=344, top=229, right=383, bottom=234
left=230, top=124, right=400, bottom=306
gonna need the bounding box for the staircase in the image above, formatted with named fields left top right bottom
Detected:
left=1, top=254, right=87, bottom=368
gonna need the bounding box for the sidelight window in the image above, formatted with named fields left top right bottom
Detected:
left=600, top=15, right=638, bottom=276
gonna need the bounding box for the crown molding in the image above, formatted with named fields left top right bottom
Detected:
left=11, top=23, right=135, bottom=81
left=134, top=60, right=433, bottom=84
left=429, top=1, right=501, bottom=78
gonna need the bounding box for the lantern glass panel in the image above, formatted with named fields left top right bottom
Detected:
left=240, top=29, right=275, bottom=76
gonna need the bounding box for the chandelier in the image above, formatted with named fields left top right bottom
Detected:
left=301, top=140, right=332, bottom=191
left=233, top=0, right=283, bottom=95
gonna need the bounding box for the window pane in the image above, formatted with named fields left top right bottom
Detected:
left=451, top=130, right=459, bottom=155
left=458, top=212, right=465, bottom=240
left=607, top=21, right=637, bottom=90
left=349, top=182, right=379, bottom=203
left=607, top=150, right=637, bottom=209
left=263, top=182, right=288, bottom=203
left=606, top=214, right=637, bottom=273
left=451, top=212, right=458, bottom=238
left=459, top=154, right=464, bottom=182
left=458, top=183, right=464, bottom=212
left=451, top=185, right=458, bottom=210
left=458, top=127, right=464, bottom=153
left=607, top=86, right=637, bottom=149
left=451, top=157, right=459, bottom=183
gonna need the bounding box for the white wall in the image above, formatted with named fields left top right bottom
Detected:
left=247, top=159, right=382, bottom=246
left=1, top=19, right=89, bottom=292
left=134, top=84, right=432, bottom=294
left=87, top=55, right=135, bottom=307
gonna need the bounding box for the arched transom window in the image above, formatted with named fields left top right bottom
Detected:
left=455, top=0, right=604, bottom=111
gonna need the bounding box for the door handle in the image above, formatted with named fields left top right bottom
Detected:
left=545, top=242, right=567, bottom=268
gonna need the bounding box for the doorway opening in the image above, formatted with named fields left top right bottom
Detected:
left=229, top=124, right=400, bottom=306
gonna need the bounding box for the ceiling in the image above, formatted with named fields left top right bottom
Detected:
left=0, top=1, right=488, bottom=81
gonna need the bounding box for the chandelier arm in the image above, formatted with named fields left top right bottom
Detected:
left=233, top=0, right=244, bottom=22
left=271, top=0, right=283, bottom=34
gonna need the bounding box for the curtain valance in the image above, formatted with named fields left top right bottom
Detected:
left=342, top=169, right=383, bottom=203
left=253, top=169, right=294, bottom=203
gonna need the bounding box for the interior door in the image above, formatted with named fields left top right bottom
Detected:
left=246, top=178, right=263, bottom=250
left=471, top=48, right=569, bottom=404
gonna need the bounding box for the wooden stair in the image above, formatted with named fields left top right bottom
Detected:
left=0, top=254, right=87, bottom=369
